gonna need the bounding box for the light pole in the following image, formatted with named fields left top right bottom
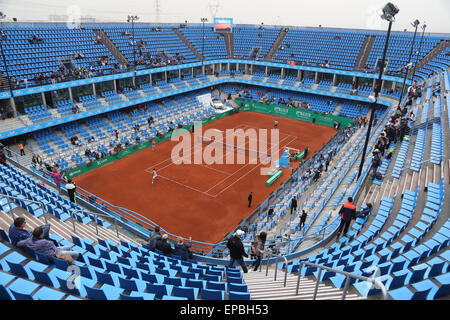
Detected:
left=397, top=19, right=420, bottom=109
left=127, top=15, right=139, bottom=73
left=201, top=18, right=208, bottom=69
left=0, top=13, right=17, bottom=118
left=410, top=23, right=427, bottom=84
left=357, top=2, right=399, bottom=180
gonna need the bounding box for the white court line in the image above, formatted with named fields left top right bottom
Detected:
left=155, top=174, right=215, bottom=198
left=145, top=122, right=299, bottom=198
left=144, top=123, right=248, bottom=173
left=204, top=133, right=296, bottom=195
left=213, top=135, right=299, bottom=197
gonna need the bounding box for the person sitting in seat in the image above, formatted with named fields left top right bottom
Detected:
left=9, top=217, right=57, bottom=246
left=18, top=227, right=79, bottom=264
left=357, top=203, right=372, bottom=219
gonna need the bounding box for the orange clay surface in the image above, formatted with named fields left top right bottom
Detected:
left=74, top=111, right=336, bottom=244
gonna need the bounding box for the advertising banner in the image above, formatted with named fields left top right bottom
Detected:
left=234, top=99, right=355, bottom=128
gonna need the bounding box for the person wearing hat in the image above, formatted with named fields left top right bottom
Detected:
left=226, top=229, right=248, bottom=273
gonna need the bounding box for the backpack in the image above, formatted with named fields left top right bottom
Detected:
left=375, top=172, right=382, bottom=180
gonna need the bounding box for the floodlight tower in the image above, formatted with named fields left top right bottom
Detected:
left=127, top=15, right=139, bottom=74
left=397, top=19, right=420, bottom=109
left=357, top=2, right=399, bottom=180
left=410, top=23, right=427, bottom=84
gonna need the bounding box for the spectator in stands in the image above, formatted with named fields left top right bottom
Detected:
left=51, top=166, right=64, bottom=195
left=313, top=168, right=321, bottom=182
left=250, top=232, right=267, bottom=272
left=299, top=210, right=308, bottom=230
left=267, top=206, right=274, bottom=222
left=8, top=217, right=57, bottom=246
left=357, top=203, right=373, bottom=219
left=408, top=111, right=415, bottom=124
left=65, top=179, right=77, bottom=203
left=31, top=154, right=38, bottom=168
left=155, top=234, right=173, bottom=257
left=18, top=227, right=79, bottom=264
left=399, top=119, right=410, bottom=141
left=18, top=143, right=25, bottom=156
left=148, top=227, right=162, bottom=251
left=336, top=197, right=357, bottom=238
left=226, top=229, right=248, bottom=273
left=173, top=236, right=193, bottom=260
left=290, top=196, right=297, bottom=215
left=147, top=116, right=154, bottom=127
left=372, top=151, right=381, bottom=180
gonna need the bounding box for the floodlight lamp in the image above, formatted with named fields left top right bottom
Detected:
left=411, top=19, right=420, bottom=27
left=0, top=12, right=6, bottom=19
left=421, top=23, right=427, bottom=30
left=380, top=2, right=399, bottom=22
left=201, top=18, right=208, bottom=23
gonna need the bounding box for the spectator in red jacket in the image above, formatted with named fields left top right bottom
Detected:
left=336, top=197, right=357, bottom=238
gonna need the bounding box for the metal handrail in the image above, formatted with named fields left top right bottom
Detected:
left=295, top=260, right=388, bottom=300
left=263, top=251, right=288, bottom=287
left=70, top=209, right=121, bottom=238
left=0, top=193, right=48, bottom=224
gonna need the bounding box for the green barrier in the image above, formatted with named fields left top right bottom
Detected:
left=296, top=151, right=305, bottom=161
left=235, top=99, right=356, bottom=128
left=266, top=169, right=283, bottom=187
left=65, top=109, right=235, bottom=179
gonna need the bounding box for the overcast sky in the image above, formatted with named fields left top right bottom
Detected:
left=0, top=0, right=449, bottom=33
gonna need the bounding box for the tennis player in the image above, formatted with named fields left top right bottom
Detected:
left=152, top=168, right=158, bottom=184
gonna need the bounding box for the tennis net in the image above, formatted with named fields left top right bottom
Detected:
left=198, top=135, right=271, bottom=161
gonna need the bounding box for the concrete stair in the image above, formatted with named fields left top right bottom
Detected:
left=354, top=35, right=376, bottom=71
left=173, top=28, right=204, bottom=61
left=243, top=269, right=364, bottom=300
left=265, top=28, right=289, bottom=62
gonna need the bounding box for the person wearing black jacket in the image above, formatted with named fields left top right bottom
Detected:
left=299, top=210, right=308, bottom=229
left=248, top=192, right=253, bottom=208
left=148, top=227, right=162, bottom=251
left=226, top=230, right=248, bottom=273
left=290, top=196, right=297, bottom=215
left=336, top=197, right=357, bottom=238
left=155, top=234, right=173, bottom=257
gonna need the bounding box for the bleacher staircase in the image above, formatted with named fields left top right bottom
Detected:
left=223, top=32, right=234, bottom=58
left=409, top=40, right=450, bottom=78
left=265, top=28, right=289, bottom=61
left=93, top=29, right=130, bottom=67
left=243, top=268, right=364, bottom=300
left=173, top=28, right=204, bottom=61
left=354, top=35, right=377, bottom=71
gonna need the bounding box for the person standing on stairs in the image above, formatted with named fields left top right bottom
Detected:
left=227, top=229, right=248, bottom=273
left=250, top=232, right=267, bottom=272
left=336, top=197, right=356, bottom=239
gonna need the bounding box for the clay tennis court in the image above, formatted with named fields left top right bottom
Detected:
left=74, top=111, right=336, bottom=244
